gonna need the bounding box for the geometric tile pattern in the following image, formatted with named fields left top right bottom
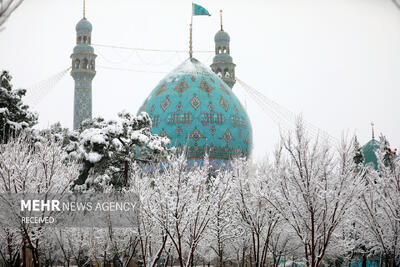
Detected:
left=210, top=125, right=216, bottom=136
left=71, top=18, right=96, bottom=130
left=160, top=95, right=171, bottom=111
left=155, top=83, right=167, bottom=96
left=220, top=128, right=234, bottom=143
left=219, top=83, right=231, bottom=96
left=73, top=88, right=92, bottom=130
left=189, top=127, right=205, bottom=142
left=174, top=79, right=189, bottom=96
left=219, top=95, right=229, bottom=112
left=190, top=93, right=201, bottom=110
left=199, top=79, right=214, bottom=95
left=137, top=58, right=252, bottom=169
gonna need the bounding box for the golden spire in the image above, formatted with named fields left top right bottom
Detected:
left=83, top=0, right=86, bottom=18
left=371, top=122, right=375, bottom=139
left=220, top=10, right=223, bottom=30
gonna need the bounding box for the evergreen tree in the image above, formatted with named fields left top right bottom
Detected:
left=379, top=134, right=397, bottom=170
left=0, top=70, right=38, bottom=143
left=353, top=136, right=364, bottom=165
left=69, top=111, right=171, bottom=190
left=33, top=121, right=71, bottom=146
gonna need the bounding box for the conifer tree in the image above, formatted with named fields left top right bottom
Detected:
left=379, top=135, right=397, bottom=170
left=0, top=70, right=37, bottom=143
left=69, top=111, right=171, bottom=190
left=353, top=136, right=364, bottom=165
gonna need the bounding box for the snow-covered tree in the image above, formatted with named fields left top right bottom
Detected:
left=206, top=170, right=240, bottom=266
left=232, top=159, right=280, bottom=267
left=0, top=227, right=21, bottom=266
left=38, top=231, right=64, bottom=267
left=113, top=161, right=169, bottom=267
left=268, top=226, right=302, bottom=267
left=379, top=135, right=398, bottom=170
left=33, top=122, right=70, bottom=145
left=106, top=227, right=138, bottom=267
left=353, top=136, right=364, bottom=166
left=0, top=70, right=37, bottom=143
left=68, top=111, right=170, bottom=190
left=357, top=147, right=400, bottom=267
left=268, top=122, right=365, bottom=267
left=0, top=0, right=24, bottom=30
left=0, top=135, right=79, bottom=267
left=144, top=154, right=216, bottom=267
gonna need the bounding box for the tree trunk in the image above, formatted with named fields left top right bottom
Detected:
left=124, top=161, right=129, bottom=186
left=241, top=247, right=245, bottom=267
left=361, top=254, right=366, bottom=267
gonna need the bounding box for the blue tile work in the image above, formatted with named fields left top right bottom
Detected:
left=278, top=260, right=382, bottom=267
left=71, top=17, right=96, bottom=130
left=211, top=28, right=236, bottom=88
left=138, top=58, right=252, bottom=169
left=73, top=87, right=92, bottom=130
left=343, top=260, right=379, bottom=267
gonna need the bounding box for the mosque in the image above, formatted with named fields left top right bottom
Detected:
left=70, top=4, right=390, bottom=170
left=70, top=6, right=252, bottom=168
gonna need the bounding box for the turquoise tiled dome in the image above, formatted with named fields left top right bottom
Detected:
left=76, top=18, right=92, bottom=32
left=138, top=58, right=252, bottom=168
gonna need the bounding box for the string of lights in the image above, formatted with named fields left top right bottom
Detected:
left=24, top=67, right=71, bottom=106
left=97, top=65, right=168, bottom=74
left=92, top=43, right=214, bottom=53
left=237, top=78, right=338, bottom=143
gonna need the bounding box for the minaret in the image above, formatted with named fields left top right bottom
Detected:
left=211, top=10, right=236, bottom=88
left=71, top=0, right=96, bottom=130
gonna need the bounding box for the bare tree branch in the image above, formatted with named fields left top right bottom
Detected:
left=392, top=0, right=400, bottom=10
left=0, top=0, right=24, bottom=31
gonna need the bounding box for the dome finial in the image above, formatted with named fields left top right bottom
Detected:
left=371, top=122, right=375, bottom=139
left=220, top=10, right=223, bottom=30
left=83, top=0, right=86, bottom=18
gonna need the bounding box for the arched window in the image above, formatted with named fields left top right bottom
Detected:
left=224, top=68, right=229, bottom=77
left=77, top=36, right=82, bottom=44
left=216, top=68, right=222, bottom=78
left=74, top=59, right=80, bottom=69
left=83, top=36, right=87, bottom=44
left=90, top=60, right=95, bottom=70
left=82, top=58, right=88, bottom=69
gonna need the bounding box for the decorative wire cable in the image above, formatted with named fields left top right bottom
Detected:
left=96, top=65, right=167, bottom=74
left=236, top=78, right=338, bottom=143
left=24, top=67, right=71, bottom=106
left=92, top=43, right=213, bottom=53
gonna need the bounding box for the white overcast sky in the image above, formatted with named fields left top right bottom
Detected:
left=0, top=0, right=399, bottom=159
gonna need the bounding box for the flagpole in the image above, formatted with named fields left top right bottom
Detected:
left=189, top=3, right=193, bottom=58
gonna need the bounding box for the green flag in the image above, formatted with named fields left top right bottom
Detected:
left=193, top=3, right=210, bottom=16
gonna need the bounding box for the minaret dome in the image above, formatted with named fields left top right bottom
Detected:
left=210, top=10, right=236, bottom=88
